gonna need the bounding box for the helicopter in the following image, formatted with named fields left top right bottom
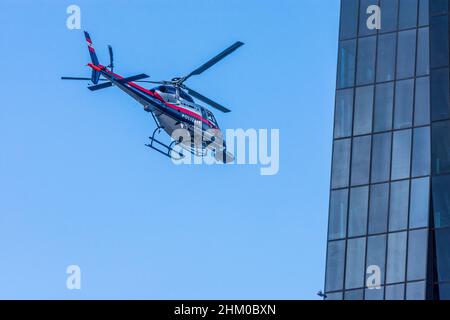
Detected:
left=62, top=31, right=244, bottom=163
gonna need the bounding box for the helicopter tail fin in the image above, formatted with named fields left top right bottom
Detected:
left=84, top=31, right=101, bottom=84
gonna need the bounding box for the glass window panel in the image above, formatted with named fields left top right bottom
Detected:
left=432, top=120, right=450, bottom=175
left=389, top=180, right=410, bottom=231
left=414, top=77, right=430, bottom=126
left=332, top=139, right=351, bottom=189
left=399, top=0, right=418, bottom=29
left=431, top=68, right=450, bottom=121
left=416, top=28, right=430, bottom=76
left=432, top=175, right=450, bottom=228
left=345, top=237, right=366, bottom=289
left=435, top=228, right=450, bottom=282
left=430, top=15, right=449, bottom=68
left=418, top=0, right=429, bottom=26
left=369, top=184, right=389, bottom=234
left=410, top=178, right=430, bottom=229
left=397, top=30, right=417, bottom=80
left=377, top=33, right=397, bottom=82
left=374, top=82, right=394, bottom=132
left=337, top=40, right=357, bottom=89
left=325, top=292, right=343, bottom=300
left=380, top=0, right=399, bottom=33
left=386, top=232, right=407, bottom=284
left=325, top=240, right=346, bottom=292
left=406, top=281, right=426, bottom=300
left=394, top=79, right=414, bottom=129
left=386, top=284, right=405, bottom=300
left=357, top=36, right=377, bottom=85
left=329, top=189, right=348, bottom=240
left=351, top=135, right=371, bottom=186
left=366, top=235, right=387, bottom=286
left=365, top=287, right=384, bottom=300
left=412, top=127, right=431, bottom=177
left=438, top=283, right=450, bottom=300
left=348, top=187, right=369, bottom=237
left=371, top=133, right=392, bottom=184
left=340, top=0, right=359, bottom=40
left=430, top=0, right=448, bottom=15
left=354, top=86, right=374, bottom=135
left=334, top=89, right=354, bottom=138
left=430, top=0, right=448, bottom=14
left=391, top=129, right=412, bottom=180
left=344, top=289, right=364, bottom=300
left=407, top=229, right=428, bottom=281
left=359, top=0, right=379, bottom=36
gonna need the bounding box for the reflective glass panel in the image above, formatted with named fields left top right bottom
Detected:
left=348, top=187, right=369, bottom=237
left=414, top=77, right=430, bottom=126
left=337, top=40, right=356, bottom=89
left=377, top=33, right=397, bottom=82
left=374, top=82, right=394, bottom=132
left=432, top=175, right=450, bottom=228
left=394, top=79, right=414, bottom=129
left=325, top=240, right=346, bottom=292
left=369, top=184, right=389, bottom=234
left=357, top=36, right=377, bottom=85
left=345, top=237, right=366, bottom=289
left=407, top=229, right=428, bottom=281
left=416, top=28, right=430, bottom=76
left=386, top=283, right=405, bottom=300
left=432, top=121, right=450, bottom=175
left=431, top=68, right=450, bottom=121
left=380, top=0, right=399, bottom=33
left=332, top=139, right=351, bottom=189
left=334, top=89, right=354, bottom=139
left=351, top=135, right=371, bottom=186
left=354, top=86, right=374, bottom=135
left=391, top=129, right=412, bottom=180
left=340, top=0, right=359, bottom=40
left=366, top=235, right=386, bottom=285
left=406, top=281, right=426, bottom=300
left=389, top=180, right=410, bottom=231
left=409, top=178, right=430, bottom=229
left=329, top=189, right=348, bottom=240
left=399, top=0, right=418, bottom=29
left=430, top=15, right=449, bottom=69
left=371, top=133, right=392, bottom=184
left=397, top=30, right=417, bottom=79
left=412, top=127, right=431, bottom=177
left=386, top=232, right=407, bottom=284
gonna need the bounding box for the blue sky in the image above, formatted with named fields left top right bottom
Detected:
left=0, top=0, right=339, bottom=299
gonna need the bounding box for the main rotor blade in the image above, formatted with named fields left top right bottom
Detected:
left=61, top=77, right=91, bottom=81
left=134, top=80, right=166, bottom=84
left=184, top=86, right=231, bottom=113
left=180, top=41, right=244, bottom=84
left=61, top=76, right=109, bottom=82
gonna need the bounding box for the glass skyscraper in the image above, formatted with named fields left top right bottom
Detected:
left=325, top=0, right=450, bottom=300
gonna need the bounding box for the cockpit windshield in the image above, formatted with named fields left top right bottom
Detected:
left=156, top=85, right=176, bottom=94
left=179, top=89, right=194, bottom=103
left=156, top=86, right=195, bottom=103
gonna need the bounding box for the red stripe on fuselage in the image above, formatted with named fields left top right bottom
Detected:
left=87, top=64, right=216, bottom=128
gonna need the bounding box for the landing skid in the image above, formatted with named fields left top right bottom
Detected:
left=145, top=113, right=184, bottom=161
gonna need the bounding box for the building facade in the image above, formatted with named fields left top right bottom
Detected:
left=325, top=0, right=450, bottom=300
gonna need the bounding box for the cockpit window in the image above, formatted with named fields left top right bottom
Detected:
left=179, top=89, right=194, bottom=103
left=206, top=110, right=218, bottom=127
left=156, top=85, right=176, bottom=94
left=157, top=86, right=194, bottom=103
